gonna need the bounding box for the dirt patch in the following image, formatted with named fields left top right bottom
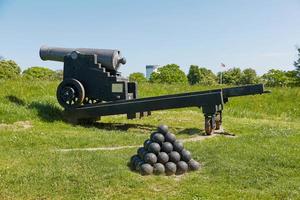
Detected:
left=182, top=131, right=235, bottom=143
left=57, top=131, right=235, bottom=152
left=182, top=134, right=217, bottom=142
left=0, top=121, right=33, bottom=131
left=58, top=145, right=140, bottom=152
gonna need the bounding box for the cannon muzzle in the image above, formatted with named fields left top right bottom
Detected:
left=40, top=45, right=126, bottom=71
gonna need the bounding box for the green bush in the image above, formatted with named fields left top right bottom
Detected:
left=129, top=72, right=147, bottom=83
left=220, top=68, right=243, bottom=85
left=198, top=67, right=218, bottom=85
left=150, top=64, right=188, bottom=84
left=187, top=65, right=201, bottom=85
left=0, top=60, right=21, bottom=79
left=220, top=67, right=260, bottom=85
left=294, top=48, right=300, bottom=86
left=240, top=68, right=260, bottom=85
left=262, top=69, right=298, bottom=87
left=22, top=66, right=57, bottom=80
left=187, top=65, right=218, bottom=85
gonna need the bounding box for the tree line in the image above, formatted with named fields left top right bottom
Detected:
left=0, top=60, right=63, bottom=80
left=1, top=48, right=300, bottom=87
left=129, top=48, right=300, bottom=87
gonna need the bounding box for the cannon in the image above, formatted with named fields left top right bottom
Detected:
left=40, top=46, right=135, bottom=109
left=40, top=45, right=269, bottom=134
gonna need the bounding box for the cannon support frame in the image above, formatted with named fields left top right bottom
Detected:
left=40, top=46, right=270, bottom=134
left=63, top=83, right=268, bottom=135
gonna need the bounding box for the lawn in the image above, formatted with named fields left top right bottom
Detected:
left=0, top=79, right=299, bottom=199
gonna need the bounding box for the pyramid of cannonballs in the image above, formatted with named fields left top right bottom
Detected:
left=130, top=125, right=200, bottom=176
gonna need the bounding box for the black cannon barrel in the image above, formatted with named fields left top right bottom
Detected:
left=39, top=45, right=126, bottom=71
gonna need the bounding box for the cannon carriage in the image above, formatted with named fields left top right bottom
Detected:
left=40, top=46, right=269, bottom=134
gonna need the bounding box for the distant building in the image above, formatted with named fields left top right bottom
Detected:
left=146, top=65, right=159, bottom=79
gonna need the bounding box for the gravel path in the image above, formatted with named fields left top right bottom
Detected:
left=57, top=132, right=235, bottom=152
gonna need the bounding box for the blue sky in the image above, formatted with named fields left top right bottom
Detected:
left=0, top=0, right=299, bottom=76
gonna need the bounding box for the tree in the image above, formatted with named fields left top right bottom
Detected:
left=221, top=68, right=243, bottom=85
left=129, top=72, right=147, bottom=83
left=187, top=65, right=217, bottom=85
left=262, top=69, right=289, bottom=87
left=150, top=64, right=188, bottom=84
left=294, top=47, right=300, bottom=85
left=285, top=70, right=298, bottom=87
left=240, top=68, right=259, bottom=85
left=187, top=65, right=201, bottom=85
left=0, top=60, right=21, bottom=79
left=22, top=66, right=56, bottom=80
left=198, top=67, right=218, bottom=85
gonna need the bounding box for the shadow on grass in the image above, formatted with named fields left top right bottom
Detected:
left=5, top=95, right=204, bottom=134
left=5, top=95, right=158, bottom=132
left=28, top=102, right=63, bottom=122
left=177, top=128, right=205, bottom=135
left=5, top=95, right=26, bottom=106
left=81, top=121, right=157, bottom=132
left=6, top=95, right=63, bottom=122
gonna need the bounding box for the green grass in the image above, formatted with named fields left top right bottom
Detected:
left=0, top=79, right=299, bottom=199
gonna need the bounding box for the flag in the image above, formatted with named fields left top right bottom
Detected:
left=220, top=63, right=226, bottom=67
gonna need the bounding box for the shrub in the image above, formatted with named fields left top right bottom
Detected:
left=22, top=66, right=56, bottom=80
left=150, top=64, right=188, bottom=84
left=187, top=65, right=201, bottom=85
left=294, top=48, right=300, bottom=86
left=221, top=68, right=243, bottom=85
left=240, top=68, right=260, bottom=85
left=0, top=60, right=21, bottom=79
left=261, top=69, right=296, bottom=87
left=198, top=67, right=218, bottom=85
left=129, top=72, right=147, bottom=83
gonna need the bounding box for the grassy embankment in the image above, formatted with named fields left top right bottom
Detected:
left=0, top=79, right=299, bottom=199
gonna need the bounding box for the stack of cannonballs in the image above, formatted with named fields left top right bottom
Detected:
left=130, top=125, right=200, bottom=176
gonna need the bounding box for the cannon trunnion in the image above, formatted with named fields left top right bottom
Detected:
left=40, top=45, right=269, bottom=135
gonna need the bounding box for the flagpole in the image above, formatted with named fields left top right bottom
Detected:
left=220, top=63, right=225, bottom=85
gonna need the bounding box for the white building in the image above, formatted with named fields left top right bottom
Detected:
left=146, top=65, right=159, bottom=79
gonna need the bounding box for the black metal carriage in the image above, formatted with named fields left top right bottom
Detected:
left=40, top=46, right=269, bottom=134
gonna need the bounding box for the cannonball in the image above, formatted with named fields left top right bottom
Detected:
left=151, top=133, right=165, bottom=144
left=148, top=142, right=161, bottom=154
left=140, top=163, right=153, bottom=176
left=157, top=124, right=169, bottom=135
left=181, top=149, right=192, bottom=162
left=144, top=152, right=157, bottom=165
left=176, top=161, right=188, bottom=175
left=164, top=132, right=176, bottom=143
left=135, top=159, right=144, bottom=171
left=133, top=156, right=142, bottom=167
left=161, top=142, right=173, bottom=153
left=157, top=152, right=169, bottom=164
left=153, top=163, right=165, bottom=175
left=168, top=151, right=181, bottom=163
left=173, top=141, right=184, bottom=152
left=130, top=155, right=140, bottom=170
left=188, top=159, right=200, bottom=171
left=137, top=147, right=147, bottom=159
left=165, top=162, right=177, bottom=176
left=143, top=139, right=152, bottom=149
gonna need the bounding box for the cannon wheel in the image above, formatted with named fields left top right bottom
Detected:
left=205, top=117, right=214, bottom=135
left=56, top=79, right=85, bottom=109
